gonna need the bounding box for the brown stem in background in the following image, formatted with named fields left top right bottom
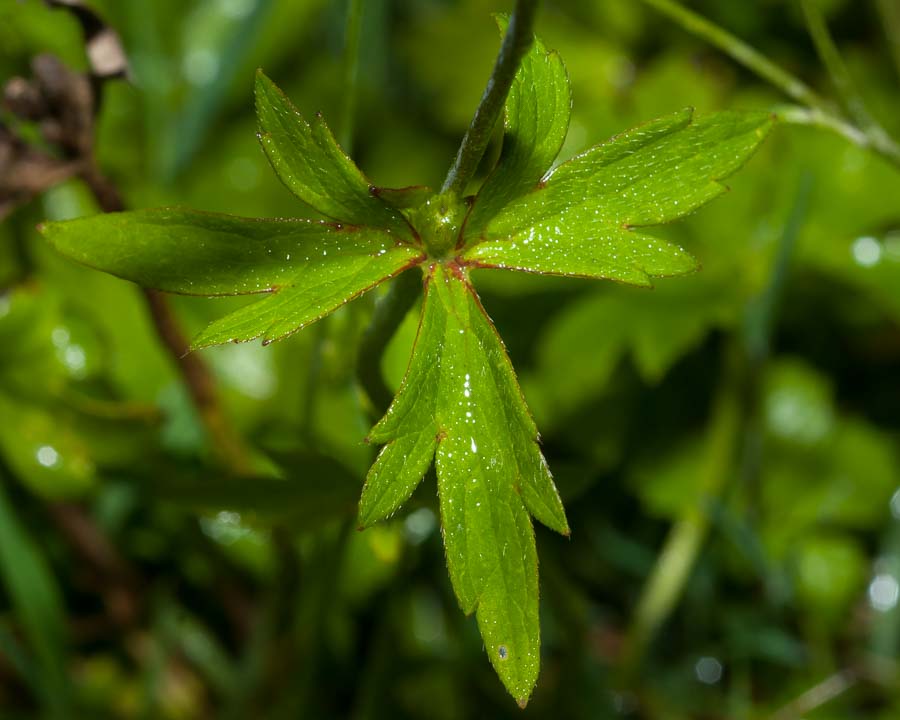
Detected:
left=1, top=4, right=256, bottom=647
left=142, top=288, right=253, bottom=473
left=3, top=45, right=252, bottom=473
left=46, top=502, right=141, bottom=629
left=41, top=0, right=256, bottom=474
left=78, top=162, right=252, bottom=473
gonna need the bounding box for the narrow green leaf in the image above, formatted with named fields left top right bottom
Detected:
left=463, top=109, right=773, bottom=284
left=464, top=16, right=571, bottom=240
left=359, top=286, right=442, bottom=525
left=360, top=263, right=567, bottom=705
left=0, top=621, right=38, bottom=692
left=0, top=478, right=70, bottom=716
left=190, top=245, right=422, bottom=348
left=255, top=70, right=411, bottom=235
left=41, top=209, right=424, bottom=348
left=41, top=208, right=412, bottom=295
left=466, top=226, right=695, bottom=285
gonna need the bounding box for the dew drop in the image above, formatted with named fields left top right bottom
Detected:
left=36, top=445, right=59, bottom=468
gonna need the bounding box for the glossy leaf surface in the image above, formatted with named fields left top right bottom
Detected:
left=255, top=71, right=410, bottom=235
left=359, top=263, right=567, bottom=705
left=41, top=209, right=424, bottom=348
left=464, top=15, right=571, bottom=239
left=33, top=22, right=778, bottom=707
left=464, top=109, right=773, bottom=284
left=189, top=246, right=421, bottom=348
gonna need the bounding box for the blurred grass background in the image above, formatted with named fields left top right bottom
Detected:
left=1, top=0, right=900, bottom=717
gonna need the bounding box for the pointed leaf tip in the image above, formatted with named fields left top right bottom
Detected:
left=466, top=108, right=770, bottom=285
left=42, top=208, right=422, bottom=350
left=187, top=241, right=421, bottom=349
left=465, top=16, right=571, bottom=240
left=364, top=264, right=564, bottom=703
left=254, top=73, right=410, bottom=234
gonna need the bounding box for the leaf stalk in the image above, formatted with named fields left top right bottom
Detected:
left=638, top=0, right=900, bottom=171
left=440, top=0, right=540, bottom=197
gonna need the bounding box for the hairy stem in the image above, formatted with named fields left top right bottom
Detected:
left=440, top=0, right=539, bottom=197
left=356, top=1, right=537, bottom=416
left=877, top=0, right=900, bottom=81
left=338, top=0, right=364, bottom=154
left=639, top=0, right=900, bottom=170
left=357, top=269, right=422, bottom=416
left=800, top=0, right=875, bottom=131
left=638, top=0, right=829, bottom=111
left=800, top=0, right=900, bottom=165
left=773, top=104, right=868, bottom=147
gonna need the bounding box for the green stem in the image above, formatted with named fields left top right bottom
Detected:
left=743, top=172, right=812, bottom=365
left=338, top=0, right=364, bottom=154
left=773, top=104, right=868, bottom=147
left=292, top=519, right=355, bottom=713
left=800, top=0, right=876, bottom=132
left=638, top=0, right=830, bottom=112
left=440, top=0, right=539, bottom=197
left=300, top=321, right=326, bottom=435
left=620, top=346, right=743, bottom=672
left=355, top=1, right=537, bottom=414
left=775, top=105, right=900, bottom=167
left=799, top=0, right=900, bottom=165
left=768, top=669, right=858, bottom=720
left=638, top=0, right=900, bottom=170
left=877, top=0, right=900, bottom=80
left=357, top=269, right=422, bottom=416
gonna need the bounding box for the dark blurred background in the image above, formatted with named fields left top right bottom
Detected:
left=1, top=0, right=900, bottom=717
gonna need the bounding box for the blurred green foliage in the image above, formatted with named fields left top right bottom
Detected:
left=1, top=0, right=900, bottom=717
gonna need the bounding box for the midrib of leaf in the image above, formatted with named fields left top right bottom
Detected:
left=362, top=263, right=566, bottom=703
left=461, top=284, right=569, bottom=530
left=480, top=109, right=772, bottom=239
left=192, top=246, right=422, bottom=348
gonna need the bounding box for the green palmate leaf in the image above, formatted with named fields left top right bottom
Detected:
left=463, top=108, right=774, bottom=285
left=37, top=19, right=777, bottom=706
left=255, top=70, right=411, bottom=235
left=464, top=15, right=572, bottom=239
left=359, top=263, right=567, bottom=706
left=40, top=209, right=424, bottom=348
left=189, top=250, right=420, bottom=349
